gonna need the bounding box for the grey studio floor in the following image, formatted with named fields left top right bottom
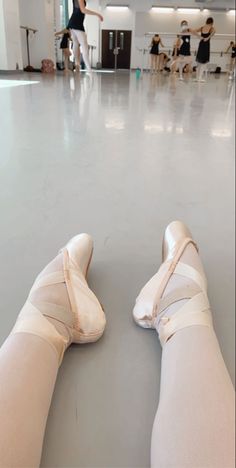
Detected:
left=0, top=70, right=235, bottom=468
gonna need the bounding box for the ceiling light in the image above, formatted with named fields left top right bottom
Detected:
left=151, top=7, right=175, bottom=13
left=227, top=9, right=235, bottom=15
left=177, top=8, right=201, bottom=14
left=106, top=5, right=129, bottom=10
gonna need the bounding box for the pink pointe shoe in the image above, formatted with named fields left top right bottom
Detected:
left=133, top=221, right=212, bottom=346
left=11, top=234, right=106, bottom=364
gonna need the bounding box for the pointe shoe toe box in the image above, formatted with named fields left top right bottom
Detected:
left=76, top=288, right=106, bottom=342
left=163, top=220, right=193, bottom=261
left=66, top=233, right=94, bottom=277
left=133, top=299, right=155, bottom=329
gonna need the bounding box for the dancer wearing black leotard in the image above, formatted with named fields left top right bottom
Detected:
left=195, top=17, right=215, bottom=82
left=171, top=21, right=197, bottom=81
left=149, top=34, right=164, bottom=73
left=55, top=28, right=72, bottom=71
left=67, top=0, right=103, bottom=72
left=225, top=41, right=236, bottom=80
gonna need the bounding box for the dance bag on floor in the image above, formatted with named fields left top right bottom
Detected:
left=41, top=59, right=55, bottom=73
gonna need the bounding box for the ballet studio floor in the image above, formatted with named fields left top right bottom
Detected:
left=0, top=71, right=235, bottom=468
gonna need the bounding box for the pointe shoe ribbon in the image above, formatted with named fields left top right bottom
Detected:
left=133, top=221, right=212, bottom=346
left=11, top=234, right=106, bottom=365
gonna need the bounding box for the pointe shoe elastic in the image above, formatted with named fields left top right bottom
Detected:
left=133, top=221, right=212, bottom=346
left=11, top=234, right=106, bottom=364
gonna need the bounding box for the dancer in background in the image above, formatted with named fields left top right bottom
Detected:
left=150, top=34, right=164, bottom=73
left=195, top=17, right=215, bottom=82
left=67, top=0, right=103, bottom=72
left=171, top=35, right=181, bottom=73
left=171, top=21, right=197, bottom=81
left=55, top=29, right=72, bottom=72
left=225, top=41, right=236, bottom=80
left=158, top=53, right=171, bottom=72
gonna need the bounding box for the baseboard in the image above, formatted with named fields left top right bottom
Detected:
left=0, top=70, right=24, bottom=75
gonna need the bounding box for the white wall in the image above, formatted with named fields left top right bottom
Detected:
left=0, top=0, right=23, bottom=71
left=0, top=0, right=8, bottom=69
left=84, top=0, right=101, bottom=66
left=19, top=0, right=55, bottom=69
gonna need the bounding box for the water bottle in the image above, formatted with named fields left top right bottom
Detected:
left=136, top=68, right=141, bottom=79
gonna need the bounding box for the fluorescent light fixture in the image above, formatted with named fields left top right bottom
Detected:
left=203, top=9, right=210, bottom=13
left=177, top=8, right=200, bottom=14
left=106, top=5, right=129, bottom=10
left=151, top=7, right=175, bottom=13
left=228, top=9, right=235, bottom=15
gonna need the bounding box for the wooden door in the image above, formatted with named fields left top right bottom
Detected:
left=117, top=30, right=132, bottom=69
left=102, top=30, right=116, bottom=69
left=102, top=30, right=132, bottom=69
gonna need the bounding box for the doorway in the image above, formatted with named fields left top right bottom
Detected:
left=102, top=30, right=132, bottom=69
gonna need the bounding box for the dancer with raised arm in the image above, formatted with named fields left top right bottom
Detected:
left=67, top=0, right=103, bottom=72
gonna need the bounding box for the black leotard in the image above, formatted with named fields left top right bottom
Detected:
left=179, top=33, right=191, bottom=56
left=150, top=40, right=160, bottom=55
left=232, top=46, right=236, bottom=59
left=67, top=0, right=86, bottom=32
left=60, top=33, right=70, bottom=49
left=196, top=29, right=212, bottom=64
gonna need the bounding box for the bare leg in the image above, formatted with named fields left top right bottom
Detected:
left=150, top=55, right=154, bottom=74
left=63, top=49, right=70, bottom=71
left=178, top=59, right=185, bottom=80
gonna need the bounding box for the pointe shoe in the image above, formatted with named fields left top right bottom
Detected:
left=11, top=234, right=106, bottom=364
left=133, top=221, right=212, bottom=346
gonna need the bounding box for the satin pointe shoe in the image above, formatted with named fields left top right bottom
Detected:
left=11, top=234, right=106, bottom=364
left=133, top=221, right=212, bottom=346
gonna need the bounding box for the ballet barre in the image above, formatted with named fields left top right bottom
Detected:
left=20, top=25, right=38, bottom=71
left=144, top=32, right=236, bottom=38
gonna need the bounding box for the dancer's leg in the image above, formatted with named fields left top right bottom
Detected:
left=150, top=55, right=154, bottom=73
left=75, top=30, right=91, bottom=71
left=0, top=333, right=58, bottom=467
left=63, top=49, right=70, bottom=71
left=152, top=321, right=235, bottom=467
left=0, top=236, right=105, bottom=468
left=133, top=222, right=235, bottom=468
left=178, top=59, right=185, bottom=80
left=198, top=63, right=207, bottom=82
left=71, top=29, right=80, bottom=69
